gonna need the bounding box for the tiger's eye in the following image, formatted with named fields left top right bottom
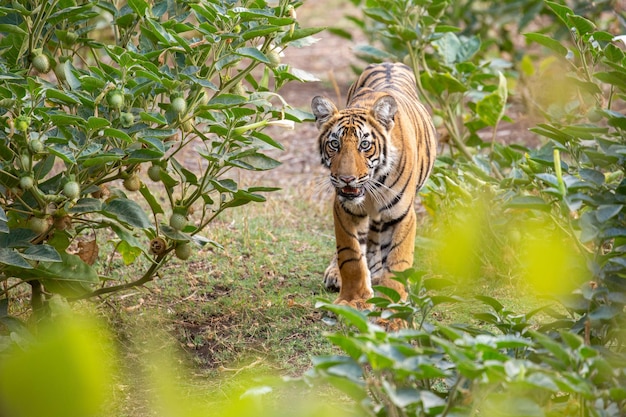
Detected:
left=360, top=140, right=372, bottom=151
left=329, top=139, right=340, bottom=150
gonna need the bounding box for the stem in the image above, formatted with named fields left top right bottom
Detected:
left=29, top=280, right=45, bottom=318
left=71, top=253, right=168, bottom=300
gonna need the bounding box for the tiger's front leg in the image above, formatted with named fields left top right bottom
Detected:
left=332, top=200, right=373, bottom=305
left=373, top=209, right=417, bottom=301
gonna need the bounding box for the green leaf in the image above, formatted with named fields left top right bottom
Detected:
left=87, top=116, right=110, bottom=130
left=128, top=0, right=149, bottom=16
left=139, top=183, right=164, bottom=215
left=373, top=285, right=401, bottom=303
left=0, top=248, right=33, bottom=269
left=45, top=88, right=81, bottom=105
left=102, top=199, right=152, bottom=229
left=68, top=198, right=102, bottom=214
left=103, top=128, right=132, bottom=143
left=596, top=205, right=622, bottom=223
left=140, top=111, right=167, bottom=125
left=282, top=27, right=325, bottom=43
left=524, top=33, right=568, bottom=57
left=545, top=1, right=574, bottom=27
left=315, top=301, right=371, bottom=333
left=363, top=7, right=393, bottom=24
left=116, top=240, right=142, bottom=265
left=206, top=94, right=248, bottom=109
left=21, top=245, right=61, bottom=263
left=234, top=153, right=281, bottom=171
left=235, top=47, right=270, bottom=64
left=475, top=295, right=504, bottom=312
left=504, top=195, right=550, bottom=211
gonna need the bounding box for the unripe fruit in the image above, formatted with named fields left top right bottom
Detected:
left=120, top=112, right=134, bottom=128
left=230, top=82, right=246, bottom=96
left=175, top=242, right=192, bottom=260
left=147, top=165, right=161, bottom=182
left=587, top=108, right=603, bottom=123
left=432, top=115, right=444, bottom=128
left=181, top=117, right=194, bottom=133
left=169, top=213, right=187, bottom=231
left=28, top=217, right=49, bottom=234
left=20, top=153, right=31, bottom=170
left=267, top=50, right=281, bottom=68
left=123, top=174, right=141, bottom=192
left=63, top=181, right=80, bottom=199
left=15, top=116, right=31, bottom=132
left=63, top=31, right=79, bottom=46
left=171, top=97, right=187, bottom=115
left=32, top=53, right=51, bottom=74
left=107, top=89, right=124, bottom=109
left=29, top=139, right=44, bottom=153
left=19, top=176, right=35, bottom=190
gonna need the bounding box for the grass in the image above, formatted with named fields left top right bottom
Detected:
left=93, top=176, right=555, bottom=413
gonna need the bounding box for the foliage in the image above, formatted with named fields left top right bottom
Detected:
left=339, top=0, right=626, bottom=345
left=0, top=301, right=359, bottom=417
left=0, top=0, right=321, bottom=317
left=313, top=269, right=626, bottom=416
left=310, top=1, right=626, bottom=417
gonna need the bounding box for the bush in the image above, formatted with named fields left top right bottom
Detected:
left=0, top=0, right=321, bottom=320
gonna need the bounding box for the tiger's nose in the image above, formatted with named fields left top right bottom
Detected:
left=338, top=175, right=356, bottom=185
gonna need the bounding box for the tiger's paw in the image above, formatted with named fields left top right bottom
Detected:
left=323, top=261, right=341, bottom=292
left=333, top=286, right=374, bottom=309
left=334, top=297, right=372, bottom=310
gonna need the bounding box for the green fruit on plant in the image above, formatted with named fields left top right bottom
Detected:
left=181, top=117, right=194, bottom=133
left=63, top=31, right=79, bottom=46
left=28, top=217, right=49, bottom=234
left=63, top=181, right=80, bottom=199
left=107, top=89, right=124, bottom=109
left=15, top=116, right=31, bottom=132
left=171, top=97, right=187, bottom=115
left=20, top=153, right=31, bottom=170
left=587, top=108, right=603, bottom=123
left=19, top=176, right=35, bottom=190
left=175, top=242, right=192, bottom=260
left=147, top=165, right=162, bottom=182
left=32, top=53, right=51, bottom=74
left=267, top=49, right=281, bottom=68
left=169, top=213, right=187, bottom=231
left=432, top=115, right=444, bottom=128
left=231, top=82, right=246, bottom=96
left=123, top=174, right=141, bottom=191
left=120, top=112, right=134, bottom=128
left=29, top=139, right=43, bottom=153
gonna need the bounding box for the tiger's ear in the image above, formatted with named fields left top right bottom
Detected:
left=311, top=96, right=338, bottom=130
left=371, top=95, right=397, bottom=130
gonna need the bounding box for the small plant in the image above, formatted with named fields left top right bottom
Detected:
left=0, top=0, right=322, bottom=319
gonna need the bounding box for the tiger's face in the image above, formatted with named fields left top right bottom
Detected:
left=312, top=95, right=398, bottom=205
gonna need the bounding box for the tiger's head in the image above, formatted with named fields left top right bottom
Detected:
left=311, top=94, right=397, bottom=204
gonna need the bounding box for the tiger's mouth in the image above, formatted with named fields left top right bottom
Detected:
left=338, top=186, right=365, bottom=199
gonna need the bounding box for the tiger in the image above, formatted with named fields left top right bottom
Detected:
left=311, top=62, right=437, bottom=306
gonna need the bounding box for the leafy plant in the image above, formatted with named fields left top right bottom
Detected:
left=0, top=0, right=321, bottom=318
left=313, top=270, right=626, bottom=416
